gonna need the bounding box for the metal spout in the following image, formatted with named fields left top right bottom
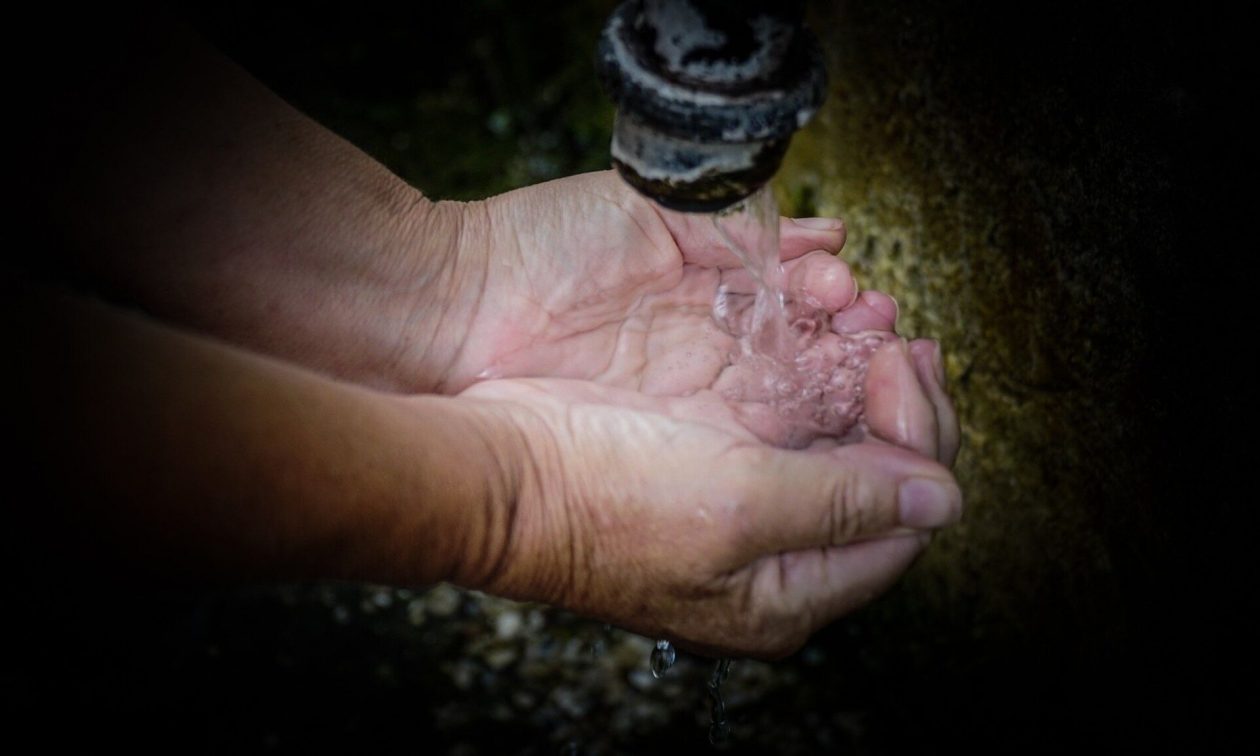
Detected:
left=596, top=0, right=827, bottom=212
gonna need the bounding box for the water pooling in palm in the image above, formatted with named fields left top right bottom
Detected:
left=654, top=186, right=898, bottom=742
left=710, top=187, right=894, bottom=450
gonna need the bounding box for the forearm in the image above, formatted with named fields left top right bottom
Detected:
left=9, top=284, right=516, bottom=586
left=27, top=18, right=478, bottom=392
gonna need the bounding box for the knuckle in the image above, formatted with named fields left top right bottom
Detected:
left=827, top=470, right=869, bottom=542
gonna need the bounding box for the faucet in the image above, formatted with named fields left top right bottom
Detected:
left=596, top=0, right=827, bottom=213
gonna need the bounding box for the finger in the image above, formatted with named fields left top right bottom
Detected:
left=786, top=251, right=857, bottom=311
left=661, top=211, right=846, bottom=268
left=752, top=533, right=928, bottom=630
left=779, top=216, right=847, bottom=260
left=732, top=441, right=961, bottom=561
left=831, top=290, right=898, bottom=334
left=864, top=339, right=939, bottom=458
left=908, top=339, right=961, bottom=467
left=719, top=251, right=857, bottom=313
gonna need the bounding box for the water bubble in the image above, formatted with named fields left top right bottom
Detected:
left=649, top=639, right=676, bottom=678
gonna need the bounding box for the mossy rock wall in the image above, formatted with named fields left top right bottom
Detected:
left=769, top=2, right=1246, bottom=749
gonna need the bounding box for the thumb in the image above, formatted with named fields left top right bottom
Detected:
left=731, top=442, right=961, bottom=562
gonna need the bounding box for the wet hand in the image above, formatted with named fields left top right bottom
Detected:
left=432, top=170, right=850, bottom=392
left=455, top=377, right=960, bottom=659
left=428, top=170, right=961, bottom=656
left=438, top=169, right=957, bottom=466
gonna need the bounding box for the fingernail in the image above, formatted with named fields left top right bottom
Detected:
left=792, top=217, right=843, bottom=231
left=898, top=478, right=962, bottom=528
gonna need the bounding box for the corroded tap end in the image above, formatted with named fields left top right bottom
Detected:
left=610, top=111, right=791, bottom=213
left=596, top=0, right=827, bottom=212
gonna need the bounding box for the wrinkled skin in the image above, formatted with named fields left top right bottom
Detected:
left=421, top=172, right=960, bottom=658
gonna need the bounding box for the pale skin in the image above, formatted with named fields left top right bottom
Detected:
left=14, top=23, right=960, bottom=659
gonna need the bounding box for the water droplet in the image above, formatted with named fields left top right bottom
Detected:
left=649, top=638, right=676, bottom=678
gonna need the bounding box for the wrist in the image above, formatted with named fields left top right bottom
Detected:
left=345, top=392, right=524, bottom=587
left=433, top=390, right=578, bottom=607
left=380, top=196, right=493, bottom=394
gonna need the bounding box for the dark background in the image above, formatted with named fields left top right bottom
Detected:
left=7, top=1, right=1252, bottom=752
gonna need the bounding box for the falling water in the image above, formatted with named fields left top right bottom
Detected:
left=710, top=185, right=887, bottom=450
left=649, top=186, right=891, bottom=738
left=706, top=657, right=733, bottom=745
left=713, top=186, right=795, bottom=364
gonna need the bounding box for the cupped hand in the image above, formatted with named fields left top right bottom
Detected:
left=436, top=170, right=849, bottom=394
left=432, top=171, right=961, bottom=657
left=458, top=375, right=960, bottom=659
left=441, top=169, right=958, bottom=465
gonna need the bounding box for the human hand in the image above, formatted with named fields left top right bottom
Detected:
left=454, top=375, right=960, bottom=659
left=433, top=169, right=957, bottom=463
left=20, top=30, right=959, bottom=654
left=429, top=170, right=854, bottom=394
left=430, top=171, right=960, bottom=657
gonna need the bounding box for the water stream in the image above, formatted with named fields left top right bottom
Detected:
left=710, top=187, right=888, bottom=450
left=713, top=186, right=795, bottom=365
left=650, top=186, right=889, bottom=742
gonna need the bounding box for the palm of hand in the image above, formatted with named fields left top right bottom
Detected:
left=445, top=171, right=725, bottom=396
left=447, top=171, right=953, bottom=460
